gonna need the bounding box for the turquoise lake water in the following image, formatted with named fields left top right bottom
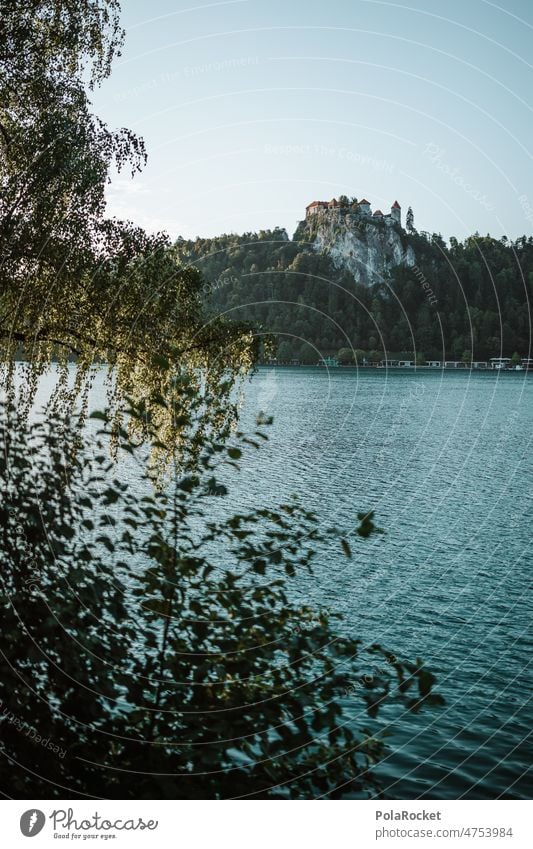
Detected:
left=27, top=365, right=533, bottom=798
left=229, top=367, right=532, bottom=799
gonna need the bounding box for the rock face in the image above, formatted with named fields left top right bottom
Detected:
left=299, top=210, right=416, bottom=286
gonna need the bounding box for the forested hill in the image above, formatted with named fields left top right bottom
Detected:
left=172, top=222, right=533, bottom=363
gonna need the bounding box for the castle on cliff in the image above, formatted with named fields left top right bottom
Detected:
left=306, top=197, right=402, bottom=226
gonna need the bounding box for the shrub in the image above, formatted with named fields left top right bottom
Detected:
left=0, top=389, right=442, bottom=798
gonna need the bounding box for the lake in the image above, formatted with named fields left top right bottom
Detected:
left=25, top=365, right=533, bottom=799
left=231, top=367, right=532, bottom=799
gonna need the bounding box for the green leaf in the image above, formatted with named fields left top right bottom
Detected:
left=151, top=354, right=170, bottom=371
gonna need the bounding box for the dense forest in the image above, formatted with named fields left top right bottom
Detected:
left=173, top=225, right=533, bottom=364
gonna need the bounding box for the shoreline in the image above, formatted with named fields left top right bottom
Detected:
left=257, top=363, right=532, bottom=372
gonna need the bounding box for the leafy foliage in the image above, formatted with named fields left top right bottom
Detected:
left=0, top=1, right=257, bottom=459
left=0, top=0, right=445, bottom=804
left=0, top=391, right=442, bottom=799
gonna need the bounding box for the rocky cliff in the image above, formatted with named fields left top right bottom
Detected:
left=295, top=210, right=416, bottom=286
left=172, top=215, right=531, bottom=362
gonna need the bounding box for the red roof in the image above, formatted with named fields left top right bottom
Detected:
left=359, top=198, right=370, bottom=205
left=306, top=200, right=327, bottom=209
left=373, top=209, right=383, bottom=216
left=391, top=200, right=401, bottom=209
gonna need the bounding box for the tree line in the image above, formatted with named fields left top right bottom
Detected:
left=174, top=227, right=532, bottom=364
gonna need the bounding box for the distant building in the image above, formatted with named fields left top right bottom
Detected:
left=490, top=357, right=511, bottom=369
left=305, top=200, right=328, bottom=216
left=390, top=200, right=401, bottom=224
left=305, top=196, right=404, bottom=226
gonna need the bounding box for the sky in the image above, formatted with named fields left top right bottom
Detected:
left=91, top=0, right=533, bottom=242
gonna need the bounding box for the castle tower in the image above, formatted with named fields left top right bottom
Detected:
left=391, top=200, right=401, bottom=224
left=359, top=198, right=371, bottom=216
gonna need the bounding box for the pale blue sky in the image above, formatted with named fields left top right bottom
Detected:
left=92, top=0, right=533, bottom=241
